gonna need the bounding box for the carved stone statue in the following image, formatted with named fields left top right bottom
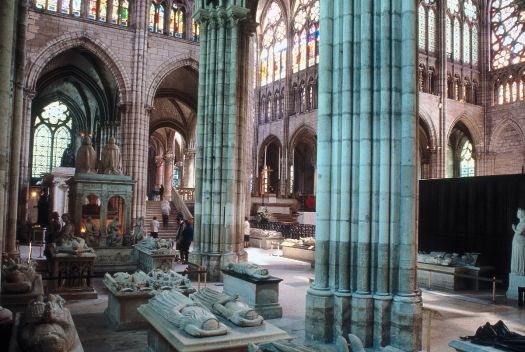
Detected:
left=132, top=216, right=145, bottom=244
left=100, top=137, right=123, bottom=175
left=103, top=271, right=153, bottom=293
left=84, top=216, right=100, bottom=248
left=106, top=217, right=123, bottom=247
left=191, top=288, right=263, bottom=327
left=147, top=290, right=228, bottom=337
left=148, top=269, right=195, bottom=294
left=1, top=259, right=36, bottom=294
left=17, top=294, right=79, bottom=352
left=511, top=208, right=525, bottom=275
left=227, top=262, right=270, bottom=279
left=75, top=135, right=97, bottom=174
left=135, top=237, right=174, bottom=254
left=55, top=213, right=75, bottom=245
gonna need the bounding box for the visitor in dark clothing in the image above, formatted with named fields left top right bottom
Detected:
left=179, top=219, right=194, bottom=264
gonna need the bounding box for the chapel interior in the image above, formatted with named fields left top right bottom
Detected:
left=1, top=0, right=525, bottom=351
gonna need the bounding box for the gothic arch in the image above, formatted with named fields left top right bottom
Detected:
left=418, top=108, right=438, bottom=150
left=145, top=54, right=199, bottom=108
left=289, top=125, right=317, bottom=158
left=25, top=32, right=131, bottom=103
left=256, top=0, right=289, bottom=27
left=489, top=117, right=525, bottom=152
left=447, top=113, right=483, bottom=148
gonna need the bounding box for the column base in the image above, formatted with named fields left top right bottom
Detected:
left=333, top=291, right=352, bottom=339
left=305, top=287, right=334, bottom=343
left=390, top=294, right=422, bottom=351
left=189, top=250, right=247, bottom=281
left=351, top=292, right=374, bottom=347
left=373, top=294, right=393, bottom=348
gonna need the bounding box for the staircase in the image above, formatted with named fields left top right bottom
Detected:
left=145, top=201, right=182, bottom=239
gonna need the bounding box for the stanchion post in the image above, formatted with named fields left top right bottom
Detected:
left=428, top=271, right=432, bottom=289
left=492, top=276, right=496, bottom=302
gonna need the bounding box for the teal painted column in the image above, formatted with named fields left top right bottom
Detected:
left=191, top=1, right=253, bottom=280
left=305, top=1, right=422, bottom=350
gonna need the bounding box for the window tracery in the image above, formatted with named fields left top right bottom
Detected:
left=491, top=0, right=525, bottom=69
left=260, top=1, right=287, bottom=86
left=170, top=3, right=185, bottom=38
left=31, top=101, right=73, bottom=179
left=35, top=0, right=128, bottom=26
left=292, top=0, right=319, bottom=74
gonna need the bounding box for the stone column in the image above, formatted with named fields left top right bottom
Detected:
left=163, top=153, right=175, bottom=201
left=305, top=1, right=421, bottom=350
left=183, top=148, right=196, bottom=188
left=192, top=2, right=253, bottom=280
left=155, top=156, right=164, bottom=188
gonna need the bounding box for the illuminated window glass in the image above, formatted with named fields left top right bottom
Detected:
left=520, top=78, right=525, bottom=101
left=99, top=0, right=107, bottom=22
left=120, top=0, right=129, bottom=26
left=157, top=4, right=165, bottom=33
left=72, top=0, right=81, bottom=16
left=88, top=0, right=97, bottom=20
left=61, top=0, right=71, bottom=14
left=149, top=4, right=156, bottom=32
left=446, top=16, right=452, bottom=59
left=191, top=18, right=200, bottom=42
left=47, top=0, right=58, bottom=12
left=447, top=0, right=459, bottom=14
left=419, top=4, right=426, bottom=50
left=463, top=24, right=470, bottom=64
left=472, top=26, right=478, bottom=65
left=428, top=9, right=436, bottom=52
left=170, top=4, right=185, bottom=38
left=31, top=101, right=72, bottom=179
left=453, top=18, right=461, bottom=61
left=260, top=1, right=287, bottom=85
left=36, top=0, right=46, bottom=10
left=511, top=81, right=518, bottom=102
left=292, top=0, right=319, bottom=74
left=464, top=0, right=477, bottom=21
left=459, top=141, right=475, bottom=177
left=498, top=84, right=504, bottom=104
left=491, top=0, right=525, bottom=69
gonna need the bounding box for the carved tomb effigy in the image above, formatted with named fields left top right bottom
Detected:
left=134, top=237, right=176, bottom=273
left=280, top=237, right=315, bottom=264
left=8, top=294, right=84, bottom=352
left=46, top=237, right=97, bottom=300
left=249, top=229, right=284, bottom=250
left=138, top=289, right=289, bottom=352
left=222, top=262, right=283, bottom=319
left=1, top=259, right=44, bottom=306
left=103, top=269, right=195, bottom=330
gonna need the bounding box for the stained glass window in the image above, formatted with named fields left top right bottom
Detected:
left=31, top=101, right=72, bottom=179
left=170, top=4, right=185, bottom=38
left=72, top=0, right=81, bottom=16
left=491, top=0, right=525, bottom=69
left=149, top=2, right=166, bottom=33
left=459, top=141, right=475, bottom=177
left=88, top=0, right=97, bottom=20
left=292, top=0, right=319, bottom=74
left=464, top=0, right=477, bottom=21
left=453, top=18, right=461, bottom=61
left=497, top=84, right=504, bottom=104
left=36, top=0, right=46, bottom=10
left=191, top=18, right=200, bottom=42
left=428, top=9, right=436, bottom=52
left=511, top=81, right=518, bottom=102
left=260, top=1, right=287, bottom=85
left=505, top=82, right=511, bottom=103
left=419, top=5, right=426, bottom=50
left=99, top=0, right=107, bottom=22
left=111, top=0, right=129, bottom=26
left=463, top=24, right=470, bottom=64
left=61, top=0, right=71, bottom=14
left=472, top=26, right=478, bottom=65
left=447, top=0, right=460, bottom=14
left=47, top=0, right=58, bottom=12
left=446, top=16, right=452, bottom=59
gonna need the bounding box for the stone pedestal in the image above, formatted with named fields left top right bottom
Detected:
left=282, top=246, right=315, bottom=263
left=103, top=282, right=154, bottom=331
left=45, top=167, right=75, bottom=216
left=138, top=305, right=289, bottom=352
left=449, top=339, right=503, bottom=352
left=9, top=312, right=84, bottom=352
left=1, top=274, right=44, bottom=306
left=249, top=236, right=284, bottom=250
left=134, top=247, right=176, bottom=273
left=47, top=255, right=97, bottom=300
left=417, top=263, right=470, bottom=291
left=94, top=246, right=137, bottom=274
left=222, top=269, right=283, bottom=319
left=506, top=272, right=525, bottom=300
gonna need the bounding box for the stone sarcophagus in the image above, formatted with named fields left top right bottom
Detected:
left=1, top=259, right=44, bottom=306
left=134, top=237, right=176, bottom=273
left=47, top=252, right=97, bottom=300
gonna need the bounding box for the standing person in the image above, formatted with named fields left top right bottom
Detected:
left=161, top=199, right=170, bottom=227
left=179, top=219, right=194, bottom=264
left=159, top=184, right=164, bottom=201
left=150, top=216, right=160, bottom=239
left=175, top=215, right=184, bottom=257
left=243, top=217, right=251, bottom=248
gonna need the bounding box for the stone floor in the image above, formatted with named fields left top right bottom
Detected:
left=14, top=245, right=525, bottom=351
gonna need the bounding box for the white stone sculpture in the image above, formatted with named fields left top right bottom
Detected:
left=135, top=237, right=175, bottom=255
left=227, top=262, right=270, bottom=279
left=147, top=290, right=228, bottom=337
left=103, top=271, right=153, bottom=293
left=147, top=269, right=194, bottom=294
left=100, top=137, right=123, bottom=175
left=17, top=294, right=79, bottom=352
left=52, top=215, right=95, bottom=256
left=511, top=208, right=525, bottom=275
left=191, top=288, right=263, bottom=327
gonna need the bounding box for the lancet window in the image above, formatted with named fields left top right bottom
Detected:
left=292, top=0, right=319, bottom=73
left=260, top=1, right=287, bottom=86
left=419, top=0, right=437, bottom=53
left=35, top=0, right=129, bottom=26
left=170, top=3, right=185, bottom=38
left=31, top=101, right=73, bottom=179
left=149, top=2, right=166, bottom=33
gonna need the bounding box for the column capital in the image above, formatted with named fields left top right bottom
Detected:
left=185, top=148, right=196, bottom=157
left=24, top=88, right=37, bottom=100
left=155, top=156, right=165, bottom=166
left=164, top=153, right=175, bottom=163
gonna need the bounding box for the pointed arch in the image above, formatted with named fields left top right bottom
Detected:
left=489, top=117, right=525, bottom=152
